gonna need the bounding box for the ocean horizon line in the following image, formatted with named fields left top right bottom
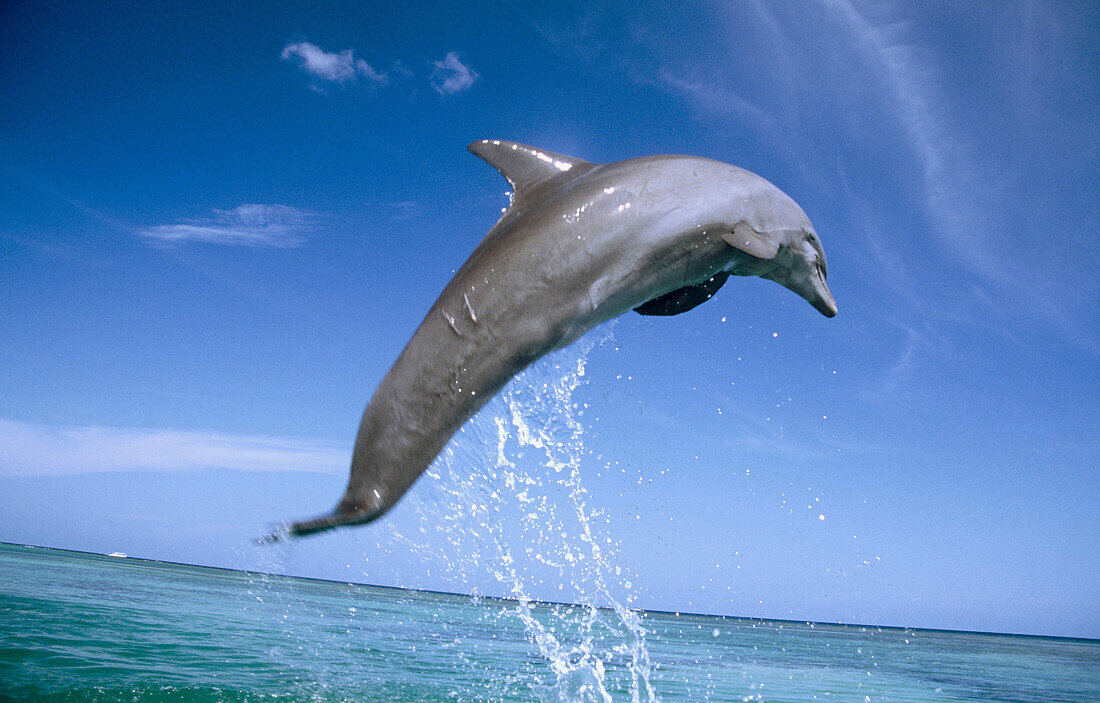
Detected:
left=6, top=541, right=1094, bottom=644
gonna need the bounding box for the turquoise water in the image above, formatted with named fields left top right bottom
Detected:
left=2, top=543, right=1098, bottom=702
left=4, top=346, right=1099, bottom=701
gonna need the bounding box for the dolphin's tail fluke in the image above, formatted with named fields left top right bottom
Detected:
left=256, top=506, right=382, bottom=544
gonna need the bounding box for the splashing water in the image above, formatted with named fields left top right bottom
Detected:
left=405, top=328, right=658, bottom=702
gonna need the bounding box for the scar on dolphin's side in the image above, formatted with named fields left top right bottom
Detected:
left=262, top=140, right=836, bottom=542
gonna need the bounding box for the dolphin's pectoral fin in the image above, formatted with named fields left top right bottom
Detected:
left=722, top=224, right=780, bottom=261
left=634, top=271, right=731, bottom=316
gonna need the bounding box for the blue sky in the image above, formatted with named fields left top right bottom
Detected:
left=1, top=1, right=1097, bottom=639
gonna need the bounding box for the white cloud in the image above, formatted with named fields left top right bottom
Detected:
left=0, top=418, right=346, bottom=477
left=280, top=41, right=388, bottom=84
left=138, top=204, right=313, bottom=247
left=430, top=51, right=479, bottom=95
left=279, top=44, right=478, bottom=96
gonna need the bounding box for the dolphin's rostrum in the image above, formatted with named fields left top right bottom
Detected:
left=273, top=140, right=836, bottom=540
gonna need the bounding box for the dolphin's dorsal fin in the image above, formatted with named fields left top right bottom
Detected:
left=468, top=140, right=591, bottom=199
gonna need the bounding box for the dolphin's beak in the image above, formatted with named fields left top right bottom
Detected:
left=810, top=270, right=837, bottom=318
left=762, top=263, right=838, bottom=318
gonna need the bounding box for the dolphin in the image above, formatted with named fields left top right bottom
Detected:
left=273, top=140, right=836, bottom=540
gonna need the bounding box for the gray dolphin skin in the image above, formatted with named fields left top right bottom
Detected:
left=275, top=140, right=836, bottom=540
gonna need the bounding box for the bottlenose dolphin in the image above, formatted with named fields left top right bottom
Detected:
left=275, top=140, right=836, bottom=539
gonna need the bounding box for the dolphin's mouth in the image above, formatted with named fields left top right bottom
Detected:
left=760, top=263, right=837, bottom=317
left=811, top=269, right=837, bottom=317
left=813, top=293, right=838, bottom=317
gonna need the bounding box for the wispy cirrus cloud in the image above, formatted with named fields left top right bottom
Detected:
left=0, top=418, right=345, bottom=477
left=810, top=0, right=999, bottom=277
left=630, top=0, right=1095, bottom=350
left=430, top=51, right=479, bottom=95
left=385, top=200, right=423, bottom=220
left=280, top=41, right=388, bottom=84
left=137, top=204, right=313, bottom=247
left=795, top=1, right=1095, bottom=352
left=656, top=70, right=775, bottom=129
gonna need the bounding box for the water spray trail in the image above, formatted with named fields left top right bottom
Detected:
left=431, top=332, right=656, bottom=702
left=503, top=345, right=656, bottom=701
left=401, top=328, right=659, bottom=700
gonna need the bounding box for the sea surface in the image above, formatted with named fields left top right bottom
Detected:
left=1, top=543, right=1098, bottom=703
